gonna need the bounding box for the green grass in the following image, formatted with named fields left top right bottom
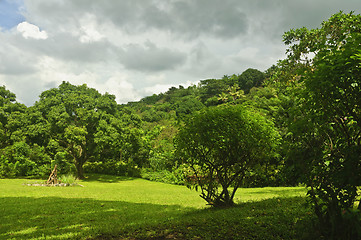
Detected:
left=0, top=174, right=318, bottom=240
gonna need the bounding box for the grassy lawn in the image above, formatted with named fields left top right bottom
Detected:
left=0, top=174, right=318, bottom=240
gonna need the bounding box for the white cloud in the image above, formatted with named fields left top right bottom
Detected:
left=143, top=79, right=199, bottom=96
left=35, top=56, right=140, bottom=104
left=143, top=83, right=176, bottom=96
left=104, top=73, right=141, bottom=103
left=78, top=14, right=104, bottom=43
left=17, top=21, right=48, bottom=39
left=0, top=38, right=36, bottom=75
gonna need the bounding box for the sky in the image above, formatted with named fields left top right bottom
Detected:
left=0, top=0, right=360, bottom=106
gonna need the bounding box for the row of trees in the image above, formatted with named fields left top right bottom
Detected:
left=0, top=82, right=146, bottom=179
left=1, top=11, right=360, bottom=239
left=0, top=67, right=269, bottom=180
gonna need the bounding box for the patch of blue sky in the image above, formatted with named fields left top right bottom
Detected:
left=0, top=0, right=25, bottom=30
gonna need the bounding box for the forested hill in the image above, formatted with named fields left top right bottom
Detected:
left=122, top=67, right=288, bottom=187
left=127, top=68, right=267, bottom=122
left=1, top=67, right=279, bottom=185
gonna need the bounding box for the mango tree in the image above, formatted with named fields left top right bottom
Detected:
left=33, top=82, right=118, bottom=179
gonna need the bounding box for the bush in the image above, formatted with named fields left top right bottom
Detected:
left=141, top=168, right=184, bottom=185
left=83, top=160, right=141, bottom=177
left=0, top=156, right=14, bottom=178
left=0, top=142, right=51, bottom=178
left=175, top=105, right=280, bottom=207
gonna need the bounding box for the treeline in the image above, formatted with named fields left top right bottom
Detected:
left=1, top=11, right=361, bottom=238
left=1, top=68, right=282, bottom=186
left=0, top=83, right=143, bottom=179
left=128, top=68, right=286, bottom=186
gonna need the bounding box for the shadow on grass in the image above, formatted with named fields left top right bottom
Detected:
left=0, top=196, right=192, bottom=240
left=83, top=173, right=136, bottom=183
left=99, top=197, right=320, bottom=240
left=0, top=196, right=320, bottom=240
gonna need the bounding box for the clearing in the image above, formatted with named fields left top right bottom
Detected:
left=0, top=175, right=317, bottom=239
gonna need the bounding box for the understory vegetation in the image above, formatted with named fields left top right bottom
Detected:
left=1, top=12, right=361, bottom=239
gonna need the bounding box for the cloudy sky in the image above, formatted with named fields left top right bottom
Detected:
left=0, top=0, right=360, bottom=106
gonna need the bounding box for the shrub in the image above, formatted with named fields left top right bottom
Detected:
left=0, top=142, right=51, bottom=178
left=141, top=166, right=185, bottom=185
left=58, top=174, right=78, bottom=184
left=175, top=105, right=280, bottom=207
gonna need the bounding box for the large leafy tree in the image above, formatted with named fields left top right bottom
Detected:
left=33, top=82, right=118, bottom=179
left=175, top=105, right=280, bottom=207
left=280, top=12, right=361, bottom=238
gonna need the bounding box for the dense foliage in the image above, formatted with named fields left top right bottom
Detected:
left=0, top=67, right=268, bottom=180
left=1, top=11, right=361, bottom=238
left=0, top=82, right=146, bottom=179
left=276, top=12, right=361, bottom=239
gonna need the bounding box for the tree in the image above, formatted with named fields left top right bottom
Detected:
left=175, top=105, right=280, bottom=207
left=281, top=12, right=361, bottom=238
left=174, top=96, right=204, bottom=119
left=33, top=82, right=119, bottom=179
left=198, top=78, right=228, bottom=105
left=0, top=86, right=52, bottom=178
left=93, top=106, right=148, bottom=175
left=237, top=68, right=266, bottom=93
left=217, top=84, right=246, bottom=105
left=0, top=86, right=16, bottom=105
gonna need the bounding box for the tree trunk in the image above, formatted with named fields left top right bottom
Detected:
left=214, top=187, right=234, bottom=207
left=75, top=161, right=85, bottom=179
left=73, top=146, right=86, bottom=179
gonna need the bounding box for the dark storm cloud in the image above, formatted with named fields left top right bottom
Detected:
left=140, top=0, right=248, bottom=38
left=277, top=0, right=361, bottom=31
left=41, top=34, right=116, bottom=63
left=119, top=41, right=187, bottom=72
left=7, top=30, right=117, bottom=64
left=25, top=0, right=249, bottom=39
left=23, top=0, right=361, bottom=41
